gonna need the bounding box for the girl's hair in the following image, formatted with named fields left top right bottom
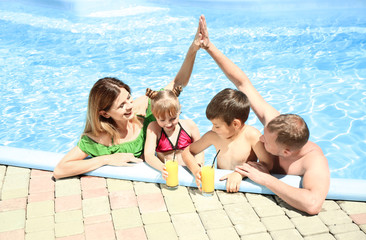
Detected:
left=206, top=88, right=250, bottom=126
left=83, top=77, right=137, bottom=141
left=146, top=86, right=182, bottom=119
left=267, top=114, right=309, bottom=150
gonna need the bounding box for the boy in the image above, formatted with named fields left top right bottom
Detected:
left=182, top=88, right=274, bottom=192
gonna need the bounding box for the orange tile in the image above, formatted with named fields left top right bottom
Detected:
left=80, top=176, right=106, bottom=191
left=56, top=233, right=85, bottom=240
left=29, top=175, right=55, bottom=194
left=55, top=195, right=82, bottom=212
left=109, top=190, right=137, bottom=210
left=84, top=214, right=112, bottom=225
left=28, top=191, right=54, bottom=203
left=0, top=198, right=27, bottom=212
left=116, top=227, right=147, bottom=240
left=30, top=169, right=53, bottom=178
left=137, top=193, right=166, bottom=214
left=350, top=213, right=366, bottom=225
left=82, top=188, right=109, bottom=199
left=84, top=221, right=115, bottom=240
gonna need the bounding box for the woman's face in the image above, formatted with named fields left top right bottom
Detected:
left=104, top=88, right=134, bottom=122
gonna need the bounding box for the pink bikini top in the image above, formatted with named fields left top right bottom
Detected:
left=156, top=122, right=193, bottom=152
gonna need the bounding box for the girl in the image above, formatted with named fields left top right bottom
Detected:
left=144, top=87, right=204, bottom=180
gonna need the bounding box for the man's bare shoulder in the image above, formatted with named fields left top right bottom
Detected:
left=301, top=141, right=329, bottom=170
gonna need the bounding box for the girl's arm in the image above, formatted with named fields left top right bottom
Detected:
left=53, top=147, right=142, bottom=179
left=144, top=122, right=168, bottom=179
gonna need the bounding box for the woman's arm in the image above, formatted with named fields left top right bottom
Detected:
left=53, top=146, right=142, bottom=179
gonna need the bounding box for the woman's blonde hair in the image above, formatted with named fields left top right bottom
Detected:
left=145, top=86, right=182, bottom=119
left=83, top=77, right=138, bottom=142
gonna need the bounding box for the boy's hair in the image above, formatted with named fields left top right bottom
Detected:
left=206, top=88, right=250, bottom=126
left=146, top=86, right=182, bottom=119
left=267, top=114, right=309, bottom=150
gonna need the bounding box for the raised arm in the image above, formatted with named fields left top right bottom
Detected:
left=164, top=16, right=202, bottom=90
left=199, top=15, right=280, bottom=126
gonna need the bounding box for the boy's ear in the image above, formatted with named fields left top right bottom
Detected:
left=232, top=119, right=242, bottom=128
left=99, top=110, right=110, bottom=118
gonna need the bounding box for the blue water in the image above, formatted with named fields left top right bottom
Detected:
left=0, top=0, right=365, bottom=179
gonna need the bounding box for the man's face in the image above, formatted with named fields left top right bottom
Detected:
left=260, top=127, right=281, bottom=156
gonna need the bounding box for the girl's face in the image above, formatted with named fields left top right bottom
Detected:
left=156, top=112, right=180, bottom=132
left=104, top=88, right=134, bottom=122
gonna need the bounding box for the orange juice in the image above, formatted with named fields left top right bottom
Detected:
left=165, top=160, right=178, bottom=189
left=201, top=165, right=215, bottom=196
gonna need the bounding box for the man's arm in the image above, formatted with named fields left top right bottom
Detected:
left=199, top=15, right=280, bottom=126
left=235, top=153, right=330, bottom=215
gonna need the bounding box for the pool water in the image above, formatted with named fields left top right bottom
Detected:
left=0, top=0, right=365, bottom=179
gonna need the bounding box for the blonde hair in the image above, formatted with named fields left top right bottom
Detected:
left=146, top=86, right=182, bottom=119
left=83, top=77, right=140, bottom=142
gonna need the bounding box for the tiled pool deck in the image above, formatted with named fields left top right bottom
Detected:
left=0, top=165, right=366, bottom=240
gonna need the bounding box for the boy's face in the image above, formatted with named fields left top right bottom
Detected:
left=210, top=118, right=236, bottom=139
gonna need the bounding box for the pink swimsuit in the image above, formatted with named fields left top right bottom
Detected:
left=156, top=122, right=193, bottom=152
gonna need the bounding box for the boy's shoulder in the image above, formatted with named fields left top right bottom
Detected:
left=242, top=124, right=262, bottom=141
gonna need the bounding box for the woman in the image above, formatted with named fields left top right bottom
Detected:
left=53, top=18, right=203, bottom=179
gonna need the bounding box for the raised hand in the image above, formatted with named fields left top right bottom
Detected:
left=199, top=15, right=210, bottom=49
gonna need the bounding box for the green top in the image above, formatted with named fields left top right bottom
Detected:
left=77, top=100, right=155, bottom=158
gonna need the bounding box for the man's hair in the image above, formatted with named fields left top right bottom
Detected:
left=206, top=88, right=250, bottom=126
left=267, top=114, right=309, bottom=150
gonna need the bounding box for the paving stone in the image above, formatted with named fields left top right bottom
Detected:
left=1, top=174, right=30, bottom=200
left=55, top=194, right=82, bottom=212
left=240, top=232, right=272, bottom=240
left=164, top=192, right=195, bottom=214
left=28, top=191, right=54, bottom=203
left=304, top=233, right=336, bottom=240
left=0, top=197, right=27, bottom=212
left=321, top=200, right=341, bottom=212
left=318, top=210, right=353, bottom=226
left=171, top=212, right=206, bottom=237
left=224, top=202, right=260, bottom=225
left=80, top=176, right=106, bottom=190
left=141, top=211, right=171, bottom=225
left=55, top=210, right=83, bottom=223
left=360, top=224, right=366, bottom=233
left=144, top=222, right=178, bottom=240
left=26, top=201, right=54, bottom=218
left=82, top=188, right=108, bottom=199
left=199, top=209, right=233, bottom=230
left=189, top=189, right=223, bottom=212
left=25, top=230, right=54, bottom=240
left=25, top=216, right=54, bottom=233
left=84, top=221, right=115, bottom=240
left=328, top=223, right=361, bottom=235
left=291, top=215, right=328, bottom=236
left=28, top=175, right=54, bottom=194
left=161, top=185, right=189, bottom=197
left=270, top=229, right=303, bottom=240
left=84, top=214, right=112, bottom=225
left=107, top=179, right=134, bottom=192
left=338, top=201, right=366, bottom=215
left=246, top=193, right=277, bottom=207
left=0, top=166, right=6, bottom=192
left=55, top=220, right=84, bottom=238
left=82, top=196, right=110, bottom=218
left=216, top=190, right=247, bottom=205
left=109, top=189, right=137, bottom=209
left=253, top=204, right=285, bottom=218
left=234, top=219, right=267, bottom=236
left=0, top=209, right=26, bottom=232
left=5, top=166, right=30, bottom=176
left=207, top=227, right=240, bottom=240
left=30, top=169, right=52, bottom=178
left=0, top=229, right=25, bottom=240
left=116, top=226, right=147, bottom=240
left=133, top=181, right=161, bottom=195
left=55, top=178, right=81, bottom=197
left=137, top=192, right=166, bottom=213
left=351, top=213, right=366, bottom=225
left=179, top=233, right=209, bottom=240
left=111, top=207, right=143, bottom=230
left=261, top=215, right=295, bottom=232
left=274, top=196, right=307, bottom=218
left=334, top=230, right=366, bottom=240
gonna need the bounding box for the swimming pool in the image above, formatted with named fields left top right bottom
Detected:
left=1, top=0, right=365, bottom=180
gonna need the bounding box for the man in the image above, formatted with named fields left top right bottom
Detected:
left=198, top=15, right=330, bottom=215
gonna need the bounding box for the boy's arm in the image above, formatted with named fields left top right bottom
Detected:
left=200, top=15, right=280, bottom=126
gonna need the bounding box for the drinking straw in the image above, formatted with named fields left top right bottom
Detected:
left=211, top=150, right=220, bottom=168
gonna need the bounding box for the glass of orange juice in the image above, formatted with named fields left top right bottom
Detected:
left=201, top=165, right=215, bottom=196
left=165, top=159, right=178, bottom=190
